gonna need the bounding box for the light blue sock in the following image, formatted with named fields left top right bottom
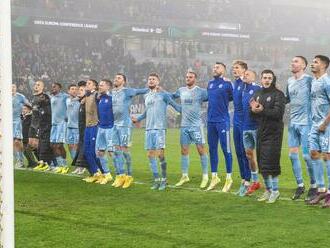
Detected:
left=326, top=160, right=330, bottom=191
left=289, top=153, right=303, bottom=185
left=112, top=154, right=119, bottom=175
left=114, top=150, right=125, bottom=174
left=160, top=157, right=167, bottom=179
left=52, top=159, right=58, bottom=167
left=98, top=155, right=110, bottom=174
left=69, top=149, right=77, bottom=160
left=181, top=155, right=189, bottom=174
left=314, top=159, right=325, bottom=188
left=56, top=156, right=63, bottom=166
left=263, top=175, right=272, bottom=190
left=14, top=151, right=20, bottom=162
left=303, top=154, right=316, bottom=185
left=19, top=151, right=24, bottom=162
left=148, top=157, right=159, bottom=179
left=61, top=156, right=67, bottom=166
left=200, top=154, right=208, bottom=175
left=251, top=171, right=258, bottom=182
left=123, top=151, right=132, bottom=176
left=15, top=151, right=24, bottom=163
left=272, top=176, right=279, bottom=191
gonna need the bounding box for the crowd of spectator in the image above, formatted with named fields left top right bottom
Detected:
left=12, top=30, right=299, bottom=97
left=12, top=0, right=330, bottom=36
left=12, top=29, right=300, bottom=125
left=12, top=32, right=209, bottom=99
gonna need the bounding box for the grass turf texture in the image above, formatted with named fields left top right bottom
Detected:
left=15, top=128, right=330, bottom=248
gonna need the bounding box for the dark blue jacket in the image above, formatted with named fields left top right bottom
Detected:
left=97, top=93, right=114, bottom=129
left=233, top=78, right=244, bottom=123
left=207, top=76, right=233, bottom=123
left=242, top=82, right=261, bottom=131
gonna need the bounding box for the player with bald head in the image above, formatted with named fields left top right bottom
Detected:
left=30, top=80, right=54, bottom=171
left=239, top=70, right=262, bottom=196
left=172, top=71, right=209, bottom=189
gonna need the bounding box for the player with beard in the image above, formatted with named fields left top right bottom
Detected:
left=285, top=56, right=317, bottom=201
left=132, top=73, right=181, bottom=190
left=206, top=62, right=233, bottom=191
left=111, top=73, right=149, bottom=188
left=172, top=71, right=209, bottom=189
left=50, top=82, right=69, bottom=174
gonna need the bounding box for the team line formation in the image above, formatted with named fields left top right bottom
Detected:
left=12, top=55, right=330, bottom=207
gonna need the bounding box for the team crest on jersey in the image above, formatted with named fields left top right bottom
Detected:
left=249, top=90, right=254, bottom=95
left=209, top=84, right=213, bottom=89
left=266, top=96, right=271, bottom=102
left=219, top=84, right=223, bottom=88
left=238, top=86, right=241, bottom=91
left=104, top=99, right=108, bottom=103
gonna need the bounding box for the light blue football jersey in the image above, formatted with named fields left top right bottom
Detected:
left=112, top=87, right=148, bottom=127
left=12, top=93, right=28, bottom=122
left=310, top=73, right=330, bottom=126
left=51, top=92, right=69, bottom=124
left=286, top=74, right=313, bottom=125
left=172, top=86, right=207, bottom=127
left=138, top=91, right=180, bottom=130
left=66, top=97, right=80, bottom=128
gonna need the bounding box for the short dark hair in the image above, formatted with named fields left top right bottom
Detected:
left=77, top=80, right=86, bottom=87
left=233, top=60, right=248, bottom=70
left=68, top=84, right=77, bottom=90
left=100, top=79, right=113, bottom=87
left=87, top=79, right=98, bottom=87
left=215, top=62, right=226, bottom=69
left=23, top=104, right=32, bottom=110
left=187, top=71, right=198, bottom=78
left=53, top=82, right=62, bottom=89
left=148, top=72, right=160, bottom=80
left=315, top=55, right=330, bottom=69
left=295, top=56, right=308, bottom=69
left=116, top=73, right=126, bottom=82
left=261, top=69, right=277, bottom=84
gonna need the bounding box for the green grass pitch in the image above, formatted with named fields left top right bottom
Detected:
left=15, top=128, right=330, bottom=248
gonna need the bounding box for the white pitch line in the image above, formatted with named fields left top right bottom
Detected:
left=16, top=168, right=304, bottom=203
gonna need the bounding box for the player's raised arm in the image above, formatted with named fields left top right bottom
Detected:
left=127, top=87, right=149, bottom=97
left=164, top=93, right=181, bottom=113
left=171, top=88, right=180, bottom=99
left=136, top=110, right=146, bottom=122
